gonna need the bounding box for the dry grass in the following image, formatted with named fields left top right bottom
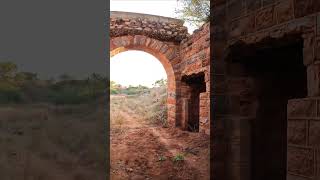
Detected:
left=112, top=86, right=168, bottom=127
left=0, top=103, right=106, bottom=180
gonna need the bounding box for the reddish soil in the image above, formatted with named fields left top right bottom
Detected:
left=110, top=108, right=210, bottom=180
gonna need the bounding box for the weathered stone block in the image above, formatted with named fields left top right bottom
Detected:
left=159, top=44, right=169, bottom=54
left=287, top=99, right=317, bottom=118
left=274, top=0, right=294, bottom=24
left=255, top=6, right=276, bottom=30
left=303, top=33, right=315, bottom=66
left=288, top=119, right=307, bottom=145
left=307, top=64, right=320, bottom=96
left=121, top=36, right=131, bottom=47
left=287, top=146, right=314, bottom=177
left=309, top=120, right=320, bottom=147
left=133, top=35, right=146, bottom=46
left=229, top=14, right=256, bottom=39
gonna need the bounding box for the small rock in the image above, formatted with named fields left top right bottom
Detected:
left=126, top=167, right=133, bottom=172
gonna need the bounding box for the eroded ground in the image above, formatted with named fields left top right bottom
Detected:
left=110, top=95, right=210, bottom=180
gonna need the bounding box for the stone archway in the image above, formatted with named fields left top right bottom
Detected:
left=110, top=11, right=188, bottom=127
left=109, top=11, right=210, bottom=133
left=110, top=35, right=180, bottom=126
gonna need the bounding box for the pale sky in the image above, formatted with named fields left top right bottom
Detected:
left=110, top=51, right=167, bottom=87
left=110, top=0, right=194, bottom=87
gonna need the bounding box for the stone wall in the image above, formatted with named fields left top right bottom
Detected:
left=110, top=11, right=188, bottom=42
left=287, top=98, right=320, bottom=180
left=212, top=0, right=320, bottom=179
left=178, top=23, right=210, bottom=134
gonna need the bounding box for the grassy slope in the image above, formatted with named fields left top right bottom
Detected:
left=0, top=102, right=106, bottom=180
left=111, top=86, right=167, bottom=128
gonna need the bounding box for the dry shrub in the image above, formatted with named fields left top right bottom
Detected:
left=110, top=86, right=168, bottom=127
left=0, top=103, right=105, bottom=179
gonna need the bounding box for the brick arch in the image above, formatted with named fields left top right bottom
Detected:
left=110, top=11, right=210, bottom=133
left=109, top=11, right=191, bottom=127
left=110, top=35, right=180, bottom=126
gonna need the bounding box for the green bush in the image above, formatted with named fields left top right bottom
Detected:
left=47, top=87, right=89, bottom=105
left=0, top=82, right=22, bottom=103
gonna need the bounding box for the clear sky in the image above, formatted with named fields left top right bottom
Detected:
left=110, top=0, right=193, bottom=87
left=110, top=51, right=167, bottom=88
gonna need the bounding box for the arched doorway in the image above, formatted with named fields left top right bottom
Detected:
left=110, top=35, right=179, bottom=126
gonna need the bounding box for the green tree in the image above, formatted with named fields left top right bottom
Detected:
left=110, top=81, right=120, bottom=94
left=14, top=72, right=38, bottom=84
left=0, top=62, right=18, bottom=81
left=176, top=0, right=210, bottom=27
left=153, top=79, right=167, bottom=88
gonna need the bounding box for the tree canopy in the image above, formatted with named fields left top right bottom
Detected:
left=176, top=0, right=210, bottom=27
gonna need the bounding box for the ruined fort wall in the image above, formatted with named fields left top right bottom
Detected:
left=179, top=23, right=210, bottom=134
left=110, top=12, right=211, bottom=135
left=212, top=0, right=320, bottom=179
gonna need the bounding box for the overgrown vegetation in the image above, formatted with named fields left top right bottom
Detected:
left=0, top=62, right=106, bottom=105
left=176, top=0, right=210, bottom=27
left=110, top=81, right=150, bottom=95
left=111, top=79, right=168, bottom=127
left=0, top=102, right=106, bottom=179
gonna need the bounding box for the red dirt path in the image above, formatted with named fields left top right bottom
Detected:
left=110, top=107, right=210, bottom=180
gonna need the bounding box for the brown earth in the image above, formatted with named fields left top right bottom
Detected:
left=110, top=97, right=210, bottom=180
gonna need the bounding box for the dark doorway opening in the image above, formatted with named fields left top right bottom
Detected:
left=229, top=36, right=307, bottom=180
left=182, top=73, right=206, bottom=132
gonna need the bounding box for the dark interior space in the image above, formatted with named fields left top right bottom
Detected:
left=230, top=36, right=307, bottom=180
left=182, top=73, right=206, bottom=132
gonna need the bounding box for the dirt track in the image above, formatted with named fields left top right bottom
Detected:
left=110, top=105, right=210, bottom=180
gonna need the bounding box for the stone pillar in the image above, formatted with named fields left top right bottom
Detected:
left=225, top=116, right=252, bottom=180
left=287, top=32, right=320, bottom=180
left=199, top=92, right=209, bottom=134
left=287, top=98, right=318, bottom=179
left=181, top=98, right=189, bottom=130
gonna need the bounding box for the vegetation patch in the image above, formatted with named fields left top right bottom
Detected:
left=172, top=153, right=185, bottom=162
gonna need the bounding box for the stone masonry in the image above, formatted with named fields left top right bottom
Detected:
left=110, top=12, right=210, bottom=134
left=212, top=0, right=320, bottom=179
left=110, top=11, right=188, bottom=42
